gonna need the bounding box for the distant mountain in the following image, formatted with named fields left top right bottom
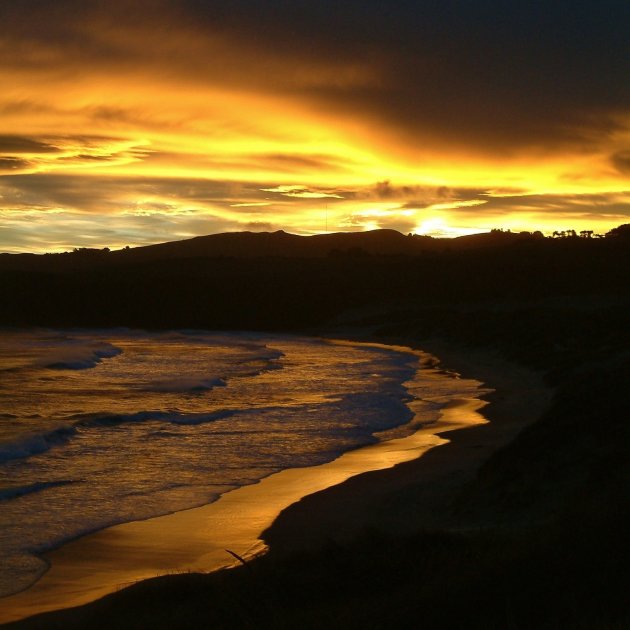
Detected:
left=117, top=229, right=437, bottom=261
left=111, top=227, right=549, bottom=261
left=1, top=226, right=622, bottom=272
left=0, top=229, right=438, bottom=270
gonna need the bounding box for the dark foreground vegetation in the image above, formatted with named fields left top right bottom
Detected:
left=3, top=227, right=630, bottom=628
left=1, top=226, right=629, bottom=331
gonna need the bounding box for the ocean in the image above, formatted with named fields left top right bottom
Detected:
left=0, top=329, right=482, bottom=599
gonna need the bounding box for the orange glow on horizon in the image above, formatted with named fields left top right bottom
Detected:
left=0, top=6, right=628, bottom=253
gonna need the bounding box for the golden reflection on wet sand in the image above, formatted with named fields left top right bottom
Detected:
left=0, top=391, right=487, bottom=624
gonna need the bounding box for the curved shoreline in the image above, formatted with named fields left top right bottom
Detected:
left=0, top=401, right=485, bottom=623
left=264, top=337, right=553, bottom=553
left=0, top=339, right=549, bottom=626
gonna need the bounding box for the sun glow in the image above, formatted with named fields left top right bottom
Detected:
left=414, top=217, right=484, bottom=238
left=0, top=3, right=628, bottom=252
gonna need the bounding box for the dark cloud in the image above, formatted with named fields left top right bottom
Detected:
left=0, top=135, right=60, bottom=153
left=458, top=192, right=630, bottom=220
left=0, top=1, right=159, bottom=71
left=0, top=135, right=151, bottom=176
left=373, top=181, right=396, bottom=199
left=139, top=151, right=352, bottom=178
left=360, top=181, right=489, bottom=206
left=0, top=174, right=109, bottom=211
left=71, top=154, right=121, bottom=162
left=2, top=1, right=627, bottom=154
left=346, top=187, right=630, bottom=227
left=259, top=154, right=349, bottom=173
left=359, top=180, right=440, bottom=201
left=3, top=172, right=627, bottom=227
left=611, top=151, right=630, bottom=175
left=0, top=207, right=242, bottom=253
left=0, top=100, right=56, bottom=116
left=0, top=173, right=313, bottom=214
left=1, top=174, right=193, bottom=212
left=0, top=157, right=32, bottom=171
left=0, top=134, right=145, bottom=166
left=180, top=1, right=630, bottom=152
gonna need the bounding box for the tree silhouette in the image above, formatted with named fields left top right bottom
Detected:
left=606, top=224, right=630, bottom=240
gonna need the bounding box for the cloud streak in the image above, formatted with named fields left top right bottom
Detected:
left=0, top=1, right=629, bottom=251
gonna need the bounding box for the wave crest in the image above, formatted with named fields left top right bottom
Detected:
left=39, top=342, right=123, bottom=370
left=0, top=426, right=77, bottom=463
left=0, top=480, right=78, bottom=502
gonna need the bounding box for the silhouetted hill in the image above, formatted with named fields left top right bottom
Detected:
left=0, top=229, right=436, bottom=271
left=451, top=229, right=543, bottom=249
left=0, top=226, right=628, bottom=330
left=2, top=226, right=627, bottom=273
left=124, top=229, right=438, bottom=261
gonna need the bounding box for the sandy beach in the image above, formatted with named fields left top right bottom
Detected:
left=0, top=339, right=552, bottom=626
left=265, top=336, right=552, bottom=552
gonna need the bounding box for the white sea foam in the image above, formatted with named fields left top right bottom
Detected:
left=146, top=377, right=227, bottom=393
left=0, top=425, right=77, bottom=463
left=36, top=342, right=123, bottom=370
left=0, top=479, right=77, bottom=501
left=74, top=409, right=237, bottom=428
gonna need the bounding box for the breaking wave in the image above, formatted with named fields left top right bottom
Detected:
left=0, top=426, right=77, bottom=463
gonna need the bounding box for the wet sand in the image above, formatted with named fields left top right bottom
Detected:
left=264, top=338, right=553, bottom=552
left=0, top=340, right=551, bottom=625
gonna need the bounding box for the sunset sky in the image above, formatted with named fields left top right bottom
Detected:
left=1, top=0, right=629, bottom=252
